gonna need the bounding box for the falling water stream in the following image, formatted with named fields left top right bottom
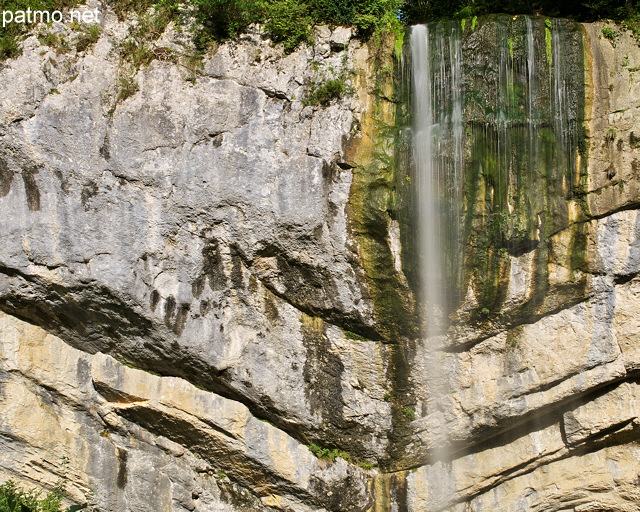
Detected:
left=409, top=15, right=586, bottom=510
left=411, top=23, right=464, bottom=336
left=410, top=15, right=584, bottom=330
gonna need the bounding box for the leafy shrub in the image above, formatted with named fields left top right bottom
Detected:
left=310, top=0, right=401, bottom=34
left=1, top=0, right=402, bottom=61
left=112, top=0, right=180, bottom=103
left=0, top=480, right=87, bottom=512
left=192, top=0, right=401, bottom=53
left=136, top=2, right=179, bottom=40
left=309, top=0, right=355, bottom=25
left=401, top=406, right=415, bottom=420
left=110, top=0, right=158, bottom=20
left=624, top=13, right=640, bottom=43
left=602, top=25, right=617, bottom=44
left=0, top=34, right=20, bottom=59
left=193, top=0, right=263, bottom=48
left=306, top=77, right=350, bottom=106
left=264, top=0, right=312, bottom=52
left=37, top=30, right=71, bottom=53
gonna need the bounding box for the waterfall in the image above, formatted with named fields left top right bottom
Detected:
left=408, top=17, right=586, bottom=505
left=410, top=16, right=585, bottom=337
left=409, top=24, right=465, bottom=494
left=411, top=23, right=464, bottom=337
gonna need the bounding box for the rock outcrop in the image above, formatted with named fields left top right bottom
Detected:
left=0, top=3, right=639, bottom=511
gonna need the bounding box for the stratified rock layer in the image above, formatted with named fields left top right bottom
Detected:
left=0, top=5, right=639, bottom=512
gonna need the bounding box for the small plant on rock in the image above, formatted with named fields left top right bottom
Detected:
left=308, top=444, right=351, bottom=463
left=75, top=24, right=101, bottom=52
left=305, top=77, right=350, bottom=106
left=602, top=26, right=617, bottom=45
left=340, top=328, right=368, bottom=341
left=401, top=407, right=415, bottom=420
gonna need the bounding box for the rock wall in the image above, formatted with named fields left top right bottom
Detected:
left=396, top=19, right=640, bottom=512
left=0, top=3, right=639, bottom=511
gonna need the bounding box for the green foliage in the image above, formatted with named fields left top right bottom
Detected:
left=37, top=29, right=71, bottom=53
left=193, top=0, right=402, bottom=52
left=545, top=23, right=552, bottom=65
left=400, top=0, right=639, bottom=24
left=401, top=406, right=415, bottom=420
left=0, top=0, right=636, bottom=63
left=341, top=328, right=368, bottom=341
left=308, top=444, right=377, bottom=471
left=602, top=25, right=617, bottom=44
left=0, top=0, right=80, bottom=60
left=110, top=0, right=158, bottom=21
left=112, top=0, right=182, bottom=103
left=0, top=480, right=87, bottom=512
left=1, top=0, right=402, bottom=59
left=113, top=356, right=162, bottom=374
left=0, top=0, right=177, bottom=62
left=305, top=71, right=353, bottom=106
left=308, top=78, right=346, bottom=104
left=623, top=13, right=640, bottom=42
left=120, top=39, right=154, bottom=67
left=118, top=0, right=179, bottom=65
left=193, top=0, right=262, bottom=48
left=308, top=444, right=351, bottom=462
left=138, top=2, right=180, bottom=40
left=0, top=34, right=19, bottom=59
left=264, top=0, right=312, bottom=52
left=74, top=23, right=100, bottom=52
left=310, top=0, right=401, bottom=32
left=287, top=0, right=397, bottom=47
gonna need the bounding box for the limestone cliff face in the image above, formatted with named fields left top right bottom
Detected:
left=0, top=3, right=397, bottom=510
left=0, top=3, right=639, bottom=511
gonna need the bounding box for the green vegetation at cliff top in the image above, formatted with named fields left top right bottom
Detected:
left=1, top=0, right=637, bottom=61
left=403, top=0, right=638, bottom=24
left=192, top=0, right=403, bottom=51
